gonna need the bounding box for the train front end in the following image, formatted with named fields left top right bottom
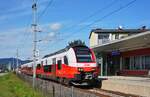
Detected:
left=68, top=46, right=100, bottom=86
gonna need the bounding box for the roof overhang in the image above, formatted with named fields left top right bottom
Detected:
left=89, top=28, right=150, bottom=39
left=92, top=31, right=150, bottom=52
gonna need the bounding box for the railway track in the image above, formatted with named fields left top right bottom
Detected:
left=86, top=88, right=139, bottom=97
left=69, top=83, right=140, bottom=97
left=60, top=82, right=139, bottom=97
left=19, top=74, right=140, bottom=97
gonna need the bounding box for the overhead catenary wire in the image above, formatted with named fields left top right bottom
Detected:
left=39, top=0, right=119, bottom=52
left=21, top=0, right=54, bottom=45
left=59, top=0, right=137, bottom=42
left=38, top=0, right=117, bottom=53
left=38, top=0, right=54, bottom=22
left=61, top=0, right=118, bottom=32
left=17, top=0, right=33, bottom=47
left=17, top=0, right=43, bottom=60
left=41, top=0, right=137, bottom=53
left=18, top=22, right=32, bottom=47
left=17, top=13, right=33, bottom=59
left=35, top=0, right=54, bottom=42
left=38, top=0, right=117, bottom=47
left=19, top=0, right=53, bottom=59
left=33, top=0, right=54, bottom=58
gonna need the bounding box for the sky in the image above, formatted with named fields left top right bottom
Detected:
left=0, top=0, right=150, bottom=60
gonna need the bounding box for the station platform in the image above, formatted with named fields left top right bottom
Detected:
left=99, top=76, right=150, bottom=97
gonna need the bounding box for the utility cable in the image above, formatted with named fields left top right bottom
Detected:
left=38, top=0, right=54, bottom=22
left=61, top=0, right=118, bottom=32
left=46, top=0, right=137, bottom=52
left=63, top=0, right=137, bottom=41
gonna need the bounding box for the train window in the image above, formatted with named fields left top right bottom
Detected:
left=41, top=61, right=43, bottom=65
left=57, top=60, right=62, bottom=70
left=45, top=60, right=48, bottom=65
left=73, top=46, right=93, bottom=62
left=36, top=64, right=41, bottom=69
left=76, top=55, right=92, bottom=62
left=52, top=58, right=56, bottom=64
left=49, top=65, right=52, bottom=72
left=64, top=56, right=68, bottom=65
left=44, top=65, right=51, bottom=72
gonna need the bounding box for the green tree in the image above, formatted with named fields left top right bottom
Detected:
left=68, top=40, right=86, bottom=47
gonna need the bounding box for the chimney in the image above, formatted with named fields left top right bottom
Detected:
left=118, top=25, right=123, bottom=30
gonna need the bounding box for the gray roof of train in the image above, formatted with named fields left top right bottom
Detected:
left=43, top=45, right=88, bottom=58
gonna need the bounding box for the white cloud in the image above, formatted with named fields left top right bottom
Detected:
left=0, top=27, right=32, bottom=47
left=39, top=31, right=58, bottom=43
left=49, top=23, right=62, bottom=31
left=0, top=21, right=64, bottom=58
left=0, top=26, right=33, bottom=58
left=48, top=32, right=55, bottom=37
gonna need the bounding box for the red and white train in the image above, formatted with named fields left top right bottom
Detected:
left=20, top=45, right=100, bottom=86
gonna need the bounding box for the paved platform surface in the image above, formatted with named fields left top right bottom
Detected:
left=99, top=76, right=150, bottom=87
left=99, top=76, right=150, bottom=97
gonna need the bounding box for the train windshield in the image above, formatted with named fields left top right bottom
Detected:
left=73, top=46, right=93, bottom=62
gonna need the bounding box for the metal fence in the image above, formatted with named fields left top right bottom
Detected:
left=17, top=73, right=99, bottom=97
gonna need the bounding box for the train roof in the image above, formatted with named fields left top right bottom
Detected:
left=43, top=47, right=69, bottom=58
left=43, top=45, right=88, bottom=58
left=20, top=45, right=89, bottom=66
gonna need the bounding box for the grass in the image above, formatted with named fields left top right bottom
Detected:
left=0, top=73, right=44, bottom=97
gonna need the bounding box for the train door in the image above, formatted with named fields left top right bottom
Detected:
left=57, top=59, right=62, bottom=78
left=57, top=60, right=62, bottom=70
left=52, top=58, right=56, bottom=77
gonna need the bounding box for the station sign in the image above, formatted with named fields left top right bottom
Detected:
left=111, top=50, right=120, bottom=56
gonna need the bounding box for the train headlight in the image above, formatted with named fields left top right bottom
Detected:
left=92, top=68, right=96, bottom=71
left=78, top=68, right=83, bottom=72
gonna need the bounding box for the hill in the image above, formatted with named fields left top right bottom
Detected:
left=0, top=58, right=31, bottom=69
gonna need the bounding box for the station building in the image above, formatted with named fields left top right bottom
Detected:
left=89, top=27, right=150, bottom=76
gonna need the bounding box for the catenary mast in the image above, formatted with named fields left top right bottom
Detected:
left=32, top=0, right=37, bottom=88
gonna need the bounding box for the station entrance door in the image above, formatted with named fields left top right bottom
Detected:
left=107, top=55, right=120, bottom=75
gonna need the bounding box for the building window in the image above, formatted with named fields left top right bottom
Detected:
left=124, top=57, right=130, bottom=69
left=123, top=55, right=150, bottom=70
left=98, top=34, right=109, bottom=44
left=134, top=56, right=141, bottom=70
left=98, top=34, right=109, bottom=39
left=130, top=56, right=134, bottom=70
left=145, top=56, right=150, bottom=69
